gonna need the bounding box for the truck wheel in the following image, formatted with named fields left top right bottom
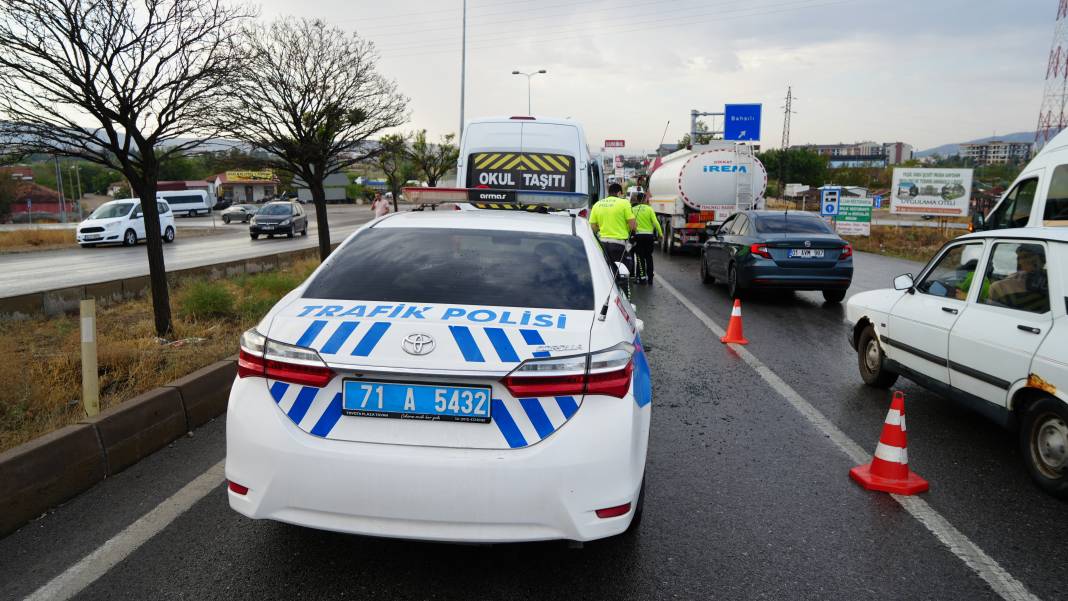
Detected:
left=665, top=222, right=675, bottom=256
left=857, top=325, right=897, bottom=388
left=1020, top=396, right=1068, bottom=498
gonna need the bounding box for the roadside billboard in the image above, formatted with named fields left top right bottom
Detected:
left=835, top=196, right=873, bottom=236
left=890, top=168, right=972, bottom=216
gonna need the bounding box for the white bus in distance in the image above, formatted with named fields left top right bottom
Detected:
left=157, top=189, right=214, bottom=217
left=456, top=116, right=605, bottom=209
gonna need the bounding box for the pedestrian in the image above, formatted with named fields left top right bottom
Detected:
left=589, top=182, right=636, bottom=269
left=371, top=192, right=391, bottom=218
left=630, top=191, right=662, bottom=283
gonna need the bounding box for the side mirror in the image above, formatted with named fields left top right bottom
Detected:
left=893, top=273, right=914, bottom=291
left=971, top=212, right=985, bottom=231
left=131, top=213, right=142, bottom=220
left=615, top=262, right=630, bottom=278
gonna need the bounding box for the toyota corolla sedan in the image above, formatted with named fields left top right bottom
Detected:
left=700, top=210, right=854, bottom=302
left=226, top=206, right=652, bottom=542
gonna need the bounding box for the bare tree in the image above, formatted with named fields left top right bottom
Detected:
left=222, top=18, right=408, bottom=261
left=0, top=0, right=251, bottom=336
left=408, top=130, right=459, bottom=187
left=375, top=133, right=416, bottom=212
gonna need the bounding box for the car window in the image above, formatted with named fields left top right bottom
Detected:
left=987, top=178, right=1038, bottom=229
left=916, top=242, right=983, bottom=299
left=978, top=242, right=1050, bottom=314
left=157, top=202, right=168, bottom=214
left=718, top=215, right=736, bottom=235
left=304, top=228, right=595, bottom=310
left=754, top=214, right=832, bottom=234
left=731, top=215, right=750, bottom=236
left=1044, top=164, right=1068, bottom=224
left=132, top=206, right=143, bottom=218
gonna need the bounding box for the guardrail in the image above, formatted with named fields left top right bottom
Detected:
left=0, top=244, right=338, bottom=320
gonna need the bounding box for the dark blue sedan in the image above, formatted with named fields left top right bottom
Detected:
left=700, top=210, right=854, bottom=303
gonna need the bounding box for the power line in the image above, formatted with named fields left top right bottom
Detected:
left=378, top=0, right=855, bottom=59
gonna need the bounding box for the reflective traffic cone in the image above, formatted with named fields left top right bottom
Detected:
left=850, top=391, right=929, bottom=495
left=720, top=299, right=748, bottom=345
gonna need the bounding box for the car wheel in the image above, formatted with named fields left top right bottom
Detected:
left=727, top=263, right=745, bottom=299
left=122, top=229, right=137, bottom=246
left=163, top=226, right=175, bottom=243
left=268, top=234, right=274, bottom=239
left=857, top=325, right=898, bottom=388
left=822, top=289, right=847, bottom=303
left=301, top=226, right=308, bottom=236
left=700, top=251, right=715, bottom=284
left=250, top=233, right=259, bottom=240
left=1020, top=397, right=1068, bottom=498
left=286, top=228, right=294, bottom=238
left=223, top=215, right=231, bottom=224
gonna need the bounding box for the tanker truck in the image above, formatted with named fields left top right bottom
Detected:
left=648, top=141, right=767, bottom=254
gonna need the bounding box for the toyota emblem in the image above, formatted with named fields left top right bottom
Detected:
left=402, top=333, right=435, bottom=356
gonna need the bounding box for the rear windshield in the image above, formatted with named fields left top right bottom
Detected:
left=754, top=214, right=833, bottom=234
left=304, top=227, right=594, bottom=310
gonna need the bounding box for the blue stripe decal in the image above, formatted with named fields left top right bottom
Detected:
left=519, top=398, right=554, bottom=439
left=449, top=325, right=485, bottom=362
left=520, top=329, right=545, bottom=345
left=287, top=386, right=319, bottom=423
left=485, top=327, right=520, bottom=362
left=555, top=395, right=579, bottom=419
left=491, top=399, right=526, bottom=448
left=633, top=335, right=652, bottom=408
left=296, top=320, right=328, bottom=347
left=351, top=322, right=391, bottom=357
left=320, top=321, right=358, bottom=354
left=310, top=393, right=343, bottom=437
left=269, top=381, right=290, bottom=403
left=532, top=351, right=551, bottom=358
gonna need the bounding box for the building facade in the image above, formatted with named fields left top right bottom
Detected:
left=803, top=141, right=913, bottom=167
left=211, top=171, right=279, bottom=203
left=958, top=141, right=1033, bottom=165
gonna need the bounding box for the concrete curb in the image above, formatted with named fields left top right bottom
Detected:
left=0, top=358, right=237, bottom=537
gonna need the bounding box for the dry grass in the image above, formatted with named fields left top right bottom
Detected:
left=845, top=224, right=962, bottom=263
left=0, top=229, right=74, bottom=252
left=0, top=258, right=318, bottom=452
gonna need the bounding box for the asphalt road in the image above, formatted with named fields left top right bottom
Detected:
left=0, top=205, right=375, bottom=297
left=1, top=249, right=1064, bottom=600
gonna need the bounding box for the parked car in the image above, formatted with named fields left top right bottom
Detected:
left=700, top=210, right=854, bottom=302
left=76, top=198, right=176, bottom=247
left=847, top=227, right=1067, bottom=497
left=249, top=201, right=308, bottom=239
left=221, top=204, right=259, bottom=224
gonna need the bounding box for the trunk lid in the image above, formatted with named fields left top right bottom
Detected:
left=262, top=298, right=596, bottom=450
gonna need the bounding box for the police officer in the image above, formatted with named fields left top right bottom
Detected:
left=630, top=191, right=662, bottom=284
left=589, top=182, right=636, bottom=267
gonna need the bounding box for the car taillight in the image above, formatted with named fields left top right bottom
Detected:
left=578, top=208, right=589, bottom=218
left=839, top=243, right=853, bottom=261
left=236, top=328, right=335, bottom=387
left=501, top=343, right=634, bottom=398
left=749, top=243, right=772, bottom=259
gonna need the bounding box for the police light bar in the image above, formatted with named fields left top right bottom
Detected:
left=403, top=187, right=588, bottom=210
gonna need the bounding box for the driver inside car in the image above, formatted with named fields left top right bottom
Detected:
left=988, top=244, right=1047, bottom=310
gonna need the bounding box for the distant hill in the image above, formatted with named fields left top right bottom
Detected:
left=915, top=131, right=1044, bottom=158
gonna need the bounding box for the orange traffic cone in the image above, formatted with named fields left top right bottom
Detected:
left=850, top=391, right=929, bottom=495
left=720, top=299, right=748, bottom=345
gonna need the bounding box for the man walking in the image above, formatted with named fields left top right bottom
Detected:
left=589, top=182, right=636, bottom=267
left=630, top=191, right=662, bottom=283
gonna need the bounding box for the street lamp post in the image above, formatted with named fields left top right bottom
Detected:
left=511, top=69, right=546, bottom=116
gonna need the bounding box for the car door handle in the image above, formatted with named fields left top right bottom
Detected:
left=941, top=307, right=958, bottom=314
left=1017, top=325, right=1041, bottom=334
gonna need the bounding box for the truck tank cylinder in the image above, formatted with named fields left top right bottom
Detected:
left=647, top=144, right=768, bottom=210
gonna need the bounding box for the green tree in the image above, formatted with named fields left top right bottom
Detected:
left=375, top=133, right=416, bottom=212
left=408, top=130, right=458, bottom=187
left=758, top=148, right=828, bottom=188
left=677, top=120, right=713, bottom=147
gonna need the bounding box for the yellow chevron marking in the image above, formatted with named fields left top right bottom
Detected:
left=528, top=154, right=553, bottom=171
left=519, top=155, right=542, bottom=171
left=501, top=155, right=524, bottom=170
left=542, top=154, right=568, bottom=172
left=475, top=153, right=501, bottom=169
left=487, top=154, right=515, bottom=170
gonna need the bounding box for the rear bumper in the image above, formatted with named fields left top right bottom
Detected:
left=740, top=264, right=853, bottom=290
left=225, top=378, right=650, bottom=542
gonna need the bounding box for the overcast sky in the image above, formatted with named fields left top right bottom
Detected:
left=259, top=0, right=1055, bottom=154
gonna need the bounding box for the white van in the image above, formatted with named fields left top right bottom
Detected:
left=157, top=189, right=213, bottom=217
left=76, top=198, right=176, bottom=247
left=975, top=130, right=1068, bottom=230
left=457, top=116, right=605, bottom=207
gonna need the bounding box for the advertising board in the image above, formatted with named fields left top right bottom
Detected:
left=890, top=168, right=972, bottom=216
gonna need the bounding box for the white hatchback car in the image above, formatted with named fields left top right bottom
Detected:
left=226, top=208, right=652, bottom=542
left=847, top=228, right=1067, bottom=497
left=76, top=198, right=176, bottom=247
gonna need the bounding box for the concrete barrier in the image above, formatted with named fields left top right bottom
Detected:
left=168, top=360, right=236, bottom=429
left=0, top=244, right=334, bottom=320
left=83, top=387, right=188, bottom=475
left=0, top=424, right=106, bottom=536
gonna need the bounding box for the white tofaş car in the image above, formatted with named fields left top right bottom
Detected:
left=846, top=227, right=1068, bottom=497
left=226, top=207, right=652, bottom=542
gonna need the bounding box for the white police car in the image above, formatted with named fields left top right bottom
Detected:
left=847, top=227, right=1068, bottom=497
left=226, top=191, right=652, bottom=542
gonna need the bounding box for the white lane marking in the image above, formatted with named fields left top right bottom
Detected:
left=656, top=277, right=1040, bottom=601
left=25, top=460, right=226, bottom=601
